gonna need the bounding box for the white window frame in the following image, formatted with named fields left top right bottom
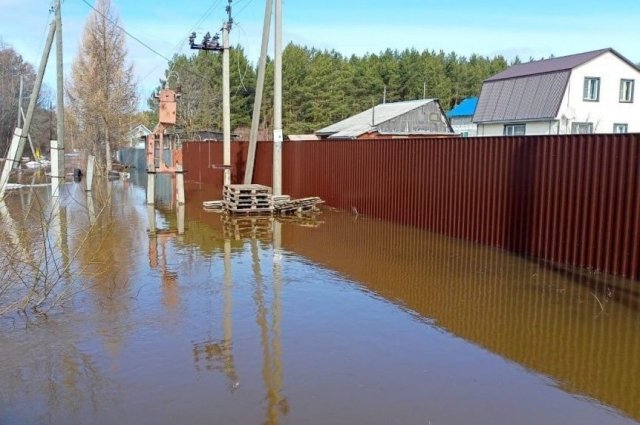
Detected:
left=613, top=123, right=628, bottom=133
left=504, top=124, right=526, bottom=136
left=583, top=77, right=600, bottom=101
left=620, top=79, right=635, bottom=103
left=571, top=122, right=594, bottom=134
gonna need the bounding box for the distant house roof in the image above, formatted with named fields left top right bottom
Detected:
left=129, top=124, right=152, bottom=137
left=474, top=48, right=640, bottom=124
left=447, top=97, right=478, bottom=118
left=316, top=99, right=444, bottom=139
left=165, top=129, right=239, bottom=141
left=474, top=72, right=570, bottom=123
left=288, top=134, right=320, bottom=141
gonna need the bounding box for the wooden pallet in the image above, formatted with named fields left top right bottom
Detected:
left=274, top=197, right=324, bottom=214
left=225, top=209, right=274, bottom=216
left=226, top=198, right=272, bottom=206
left=224, top=201, right=273, bottom=210
left=203, top=200, right=225, bottom=212
left=224, top=191, right=271, bottom=202
left=224, top=184, right=272, bottom=195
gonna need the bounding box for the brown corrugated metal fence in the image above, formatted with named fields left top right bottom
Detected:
left=183, top=134, right=640, bottom=280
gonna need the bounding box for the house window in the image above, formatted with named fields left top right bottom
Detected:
left=571, top=122, right=594, bottom=134
left=620, top=79, right=635, bottom=103
left=614, top=123, right=628, bottom=133
left=460, top=131, right=469, bottom=138
left=583, top=77, right=600, bottom=101
left=504, top=124, right=526, bottom=136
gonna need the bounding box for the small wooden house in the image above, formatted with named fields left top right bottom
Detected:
left=315, top=99, right=454, bottom=140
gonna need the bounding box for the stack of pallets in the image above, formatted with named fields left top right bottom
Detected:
left=223, top=184, right=273, bottom=215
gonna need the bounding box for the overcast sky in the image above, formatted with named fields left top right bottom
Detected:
left=1, top=0, right=639, bottom=109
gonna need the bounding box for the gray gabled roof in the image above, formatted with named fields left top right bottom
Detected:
left=316, top=99, right=437, bottom=138
left=475, top=48, right=640, bottom=124
left=474, top=71, right=570, bottom=123
left=486, top=48, right=613, bottom=82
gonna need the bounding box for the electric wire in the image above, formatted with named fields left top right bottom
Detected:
left=139, top=0, right=224, bottom=83
left=78, top=0, right=220, bottom=84
left=79, top=0, right=172, bottom=62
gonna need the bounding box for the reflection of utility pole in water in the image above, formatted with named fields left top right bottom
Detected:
left=177, top=204, right=185, bottom=236
left=0, top=200, right=28, bottom=262
left=147, top=205, right=156, bottom=235
left=252, top=223, right=288, bottom=425
left=50, top=198, right=70, bottom=277
left=271, top=221, right=287, bottom=420
left=86, top=192, right=97, bottom=226
left=221, top=239, right=239, bottom=389
left=192, top=239, right=239, bottom=388
left=19, top=172, right=37, bottom=210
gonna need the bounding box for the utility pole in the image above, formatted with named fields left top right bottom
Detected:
left=13, top=19, right=56, bottom=169
left=423, top=81, right=427, bottom=99
left=222, top=0, right=233, bottom=187
left=272, top=0, right=283, bottom=196
left=189, top=3, right=231, bottom=187
left=52, top=0, right=65, bottom=197
left=17, top=76, right=23, bottom=128
left=383, top=86, right=386, bottom=104
left=0, top=18, right=56, bottom=197
left=20, top=108, right=37, bottom=160
left=244, top=0, right=273, bottom=184
left=16, top=77, right=36, bottom=160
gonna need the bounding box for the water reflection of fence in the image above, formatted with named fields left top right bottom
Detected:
left=279, top=211, right=640, bottom=421
left=183, top=135, right=640, bottom=280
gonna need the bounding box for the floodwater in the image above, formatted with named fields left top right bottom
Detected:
left=1, top=173, right=639, bottom=425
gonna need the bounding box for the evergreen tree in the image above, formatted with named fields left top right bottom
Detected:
left=148, top=43, right=508, bottom=136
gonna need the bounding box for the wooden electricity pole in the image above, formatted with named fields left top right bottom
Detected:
left=189, top=1, right=232, bottom=188
left=52, top=0, right=65, bottom=197
left=0, top=18, right=56, bottom=197
left=272, top=0, right=283, bottom=196
left=17, top=76, right=23, bottom=128
left=244, top=0, right=273, bottom=184
left=222, top=0, right=233, bottom=187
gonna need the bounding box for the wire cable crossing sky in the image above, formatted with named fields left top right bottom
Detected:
left=1, top=0, right=638, bottom=107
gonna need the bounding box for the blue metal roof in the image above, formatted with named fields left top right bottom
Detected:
left=447, top=97, right=478, bottom=118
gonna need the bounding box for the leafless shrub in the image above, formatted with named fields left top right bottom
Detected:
left=0, top=182, right=115, bottom=317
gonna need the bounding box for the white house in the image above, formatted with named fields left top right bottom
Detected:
left=127, top=124, right=152, bottom=148
left=473, top=48, right=640, bottom=136
left=447, top=97, right=478, bottom=137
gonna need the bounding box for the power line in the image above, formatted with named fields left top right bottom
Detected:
left=79, top=0, right=223, bottom=86
left=79, top=0, right=172, bottom=62
left=139, top=0, right=224, bottom=83
left=234, top=0, right=257, bottom=19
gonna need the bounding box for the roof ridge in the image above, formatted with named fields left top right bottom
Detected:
left=486, top=48, right=614, bottom=82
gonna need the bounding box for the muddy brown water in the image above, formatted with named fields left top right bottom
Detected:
left=0, top=175, right=639, bottom=425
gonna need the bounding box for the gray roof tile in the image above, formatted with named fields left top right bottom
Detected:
left=316, top=99, right=437, bottom=138
left=474, top=71, right=570, bottom=123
